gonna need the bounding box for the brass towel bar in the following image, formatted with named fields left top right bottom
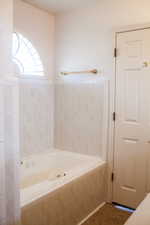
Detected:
left=60, top=69, right=98, bottom=76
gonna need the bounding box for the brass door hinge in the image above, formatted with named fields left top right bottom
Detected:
left=114, top=48, right=117, bottom=58
left=111, top=172, right=114, bottom=182
left=113, top=112, right=116, bottom=121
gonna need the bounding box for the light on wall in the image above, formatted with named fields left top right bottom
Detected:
left=12, top=32, right=44, bottom=77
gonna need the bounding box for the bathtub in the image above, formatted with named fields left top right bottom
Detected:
left=21, top=150, right=106, bottom=225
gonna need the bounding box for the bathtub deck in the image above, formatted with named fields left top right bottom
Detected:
left=21, top=150, right=105, bottom=207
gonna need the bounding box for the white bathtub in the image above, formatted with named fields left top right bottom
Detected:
left=20, top=150, right=105, bottom=207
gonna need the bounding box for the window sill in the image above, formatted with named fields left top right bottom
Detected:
left=16, top=74, right=48, bottom=80
left=14, top=74, right=53, bottom=84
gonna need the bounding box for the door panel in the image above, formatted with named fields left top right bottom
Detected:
left=0, top=86, right=4, bottom=142
left=113, top=29, right=150, bottom=208
left=124, top=71, right=140, bottom=122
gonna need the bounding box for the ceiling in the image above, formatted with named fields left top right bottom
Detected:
left=23, top=0, right=95, bottom=13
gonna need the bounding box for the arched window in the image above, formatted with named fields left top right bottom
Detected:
left=12, top=33, right=44, bottom=77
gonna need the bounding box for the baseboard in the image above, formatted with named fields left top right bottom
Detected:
left=78, top=202, right=106, bottom=225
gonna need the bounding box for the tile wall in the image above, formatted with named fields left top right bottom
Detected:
left=54, top=78, right=108, bottom=158
left=20, top=80, right=54, bottom=157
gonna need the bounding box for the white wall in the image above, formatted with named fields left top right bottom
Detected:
left=14, top=0, right=55, bottom=157
left=0, top=1, right=13, bottom=78
left=54, top=0, right=150, bottom=157
left=55, top=0, right=150, bottom=78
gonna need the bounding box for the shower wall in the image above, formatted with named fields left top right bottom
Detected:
left=14, top=0, right=55, bottom=157
left=54, top=79, right=108, bottom=159
left=20, top=80, right=54, bottom=158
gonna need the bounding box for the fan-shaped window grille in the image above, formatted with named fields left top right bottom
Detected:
left=12, top=33, right=44, bottom=76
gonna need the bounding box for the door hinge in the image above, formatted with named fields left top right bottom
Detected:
left=113, top=112, right=116, bottom=121
left=114, top=48, right=117, bottom=57
left=111, top=172, right=114, bottom=182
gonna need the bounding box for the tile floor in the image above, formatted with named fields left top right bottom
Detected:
left=83, top=204, right=131, bottom=225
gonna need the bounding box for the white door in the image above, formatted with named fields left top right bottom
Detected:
left=113, top=28, right=150, bottom=209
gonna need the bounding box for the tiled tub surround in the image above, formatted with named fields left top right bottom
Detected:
left=54, top=79, right=109, bottom=158
left=19, top=79, right=54, bottom=158
left=21, top=150, right=106, bottom=225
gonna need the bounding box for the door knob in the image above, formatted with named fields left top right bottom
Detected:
left=143, top=61, right=149, bottom=67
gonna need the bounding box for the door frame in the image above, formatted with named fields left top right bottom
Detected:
left=107, top=23, right=150, bottom=203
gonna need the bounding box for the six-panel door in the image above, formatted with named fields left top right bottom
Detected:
left=113, top=29, right=150, bottom=208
